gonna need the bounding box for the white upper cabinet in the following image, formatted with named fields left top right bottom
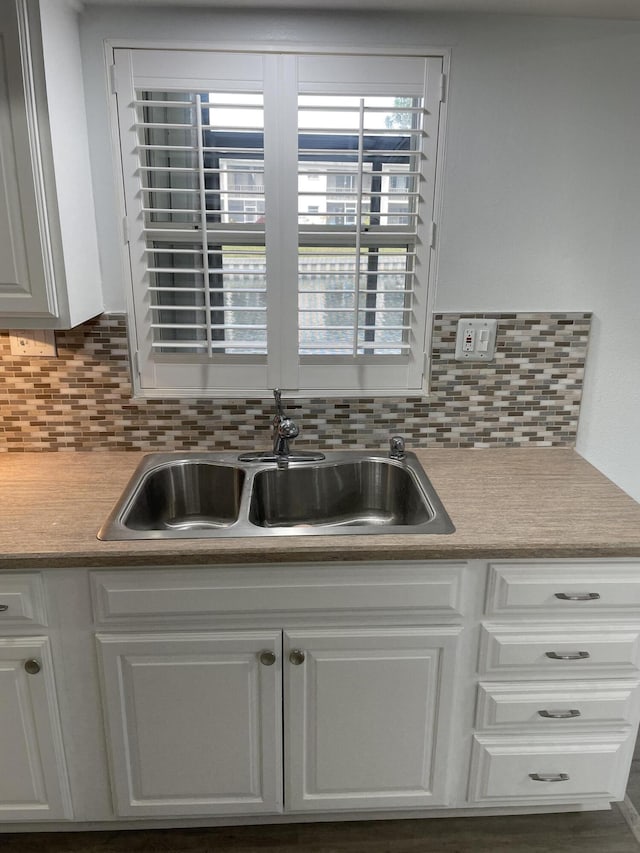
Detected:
left=0, top=0, right=102, bottom=328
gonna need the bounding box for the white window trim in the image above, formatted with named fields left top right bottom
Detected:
left=106, top=40, right=450, bottom=399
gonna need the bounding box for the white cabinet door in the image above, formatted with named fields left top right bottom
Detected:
left=284, top=627, right=461, bottom=812
left=96, top=631, right=282, bottom=817
left=0, top=637, right=72, bottom=820
left=0, top=1, right=102, bottom=328
left=0, top=1, right=53, bottom=318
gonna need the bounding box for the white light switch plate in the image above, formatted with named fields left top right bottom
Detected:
left=454, top=318, right=497, bottom=361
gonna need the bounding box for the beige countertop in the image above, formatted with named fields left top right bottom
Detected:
left=1, top=447, right=640, bottom=569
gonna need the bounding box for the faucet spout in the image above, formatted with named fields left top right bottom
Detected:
left=237, top=389, right=325, bottom=465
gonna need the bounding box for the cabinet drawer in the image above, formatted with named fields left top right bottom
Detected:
left=476, top=681, right=640, bottom=729
left=469, top=733, right=631, bottom=803
left=91, top=563, right=466, bottom=624
left=0, top=573, right=46, bottom=627
left=486, top=562, right=640, bottom=616
left=479, top=624, right=640, bottom=677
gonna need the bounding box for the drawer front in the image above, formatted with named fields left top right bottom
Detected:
left=469, top=733, right=630, bottom=803
left=0, top=573, right=46, bottom=627
left=91, top=563, right=466, bottom=623
left=479, top=624, right=640, bottom=677
left=486, top=562, right=640, bottom=616
left=477, top=681, right=640, bottom=729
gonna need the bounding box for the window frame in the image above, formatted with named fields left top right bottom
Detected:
left=110, top=42, right=449, bottom=399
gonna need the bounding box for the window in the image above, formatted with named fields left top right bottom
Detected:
left=113, top=49, right=445, bottom=396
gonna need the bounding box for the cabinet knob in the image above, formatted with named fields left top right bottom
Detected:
left=24, top=659, right=41, bottom=675
left=0, top=604, right=8, bottom=612
left=554, top=592, right=600, bottom=601
left=289, top=649, right=305, bottom=665
left=545, top=651, right=590, bottom=661
left=259, top=650, right=276, bottom=666
left=537, top=709, right=581, bottom=719
left=529, top=773, right=569, bottom=783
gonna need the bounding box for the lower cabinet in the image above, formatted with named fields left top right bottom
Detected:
left=96, top=626, right=461, bottom=817
left=0, top=638, right=72, bottom=820
left=467, top=560, right=640, bottom=807
left=96, top=631, right=283, bottom=817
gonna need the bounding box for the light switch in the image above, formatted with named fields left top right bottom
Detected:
left=454, top=318, right=497, bottom=361
left=478, top=329, right=490, bottom=352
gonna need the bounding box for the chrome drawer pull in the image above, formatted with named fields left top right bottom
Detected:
left=538, top=709, right=581, bottom=719
left=0, top=604, right=8, bottom=612
left=529, top=773, right=569, bottom=783
left=554, top=592, right=600, bottom=601
left=545, top=651, right=590, bottom=661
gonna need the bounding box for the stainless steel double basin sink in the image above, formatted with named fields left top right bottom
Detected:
left=98, top=451, right=455, bottom=540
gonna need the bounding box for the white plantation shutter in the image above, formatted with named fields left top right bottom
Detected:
left=114, top=49, right=444, bottom=397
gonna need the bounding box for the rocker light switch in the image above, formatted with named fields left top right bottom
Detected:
left=454, top=318, right=497, bottom=361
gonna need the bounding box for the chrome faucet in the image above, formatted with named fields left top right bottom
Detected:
left=272, top=389, right=300, bottom=461
left=238, top=389, right=325, bottom=466
left=272, top=390, right=299, bottom=451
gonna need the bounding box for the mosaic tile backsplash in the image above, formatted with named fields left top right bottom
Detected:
left=0, top=312, right=590, bottom=452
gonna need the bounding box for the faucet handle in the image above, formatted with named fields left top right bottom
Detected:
left=389, top=435, right=406, bottom=460
left=277, top=417, right=299, bottom=440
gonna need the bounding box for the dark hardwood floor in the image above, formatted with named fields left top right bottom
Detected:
left=0, top=809, right=638, bottom=853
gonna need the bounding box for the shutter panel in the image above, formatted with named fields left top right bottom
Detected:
left=115, top=49, right=271, bottom=393
left=295, top=56, right=442, bottom=392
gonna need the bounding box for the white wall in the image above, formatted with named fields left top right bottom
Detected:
left=78, top=6, right=640, bottom=500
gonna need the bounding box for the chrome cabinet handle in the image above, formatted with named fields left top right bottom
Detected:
left=0, top=604, right=8, bottom=612
left=545, top=651, right=590, bottom=660
left=289, top=649, right=305, bottom=665
left=529, top=773, right=569, bottom=783
left=554, top=592, right=600, bottom=601
left=259, top=650, right=276, bottom=666
left=24, top=659, right=41, bottom=675
left=538, top=709, right=581, bottom=719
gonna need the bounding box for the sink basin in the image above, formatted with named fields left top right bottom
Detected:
left=98, top=451, right=454, bottom=540
left=121, top=461, right=245, bottom=532
left=249, top=460, right=433, bottom=529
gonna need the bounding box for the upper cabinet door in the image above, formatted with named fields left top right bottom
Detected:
left=0, top=0, right=53, bottom=318
left=0, top=0, right=103, bottom=329
left=96, top=631, right=283, bottom=818
left=0, top=637, right=72, bottom=821
left=284, top=626, right=462, bottom=812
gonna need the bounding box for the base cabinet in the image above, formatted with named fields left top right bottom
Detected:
left=469, top=560, right=640, bottom=808
left=284, top=628, right=460, bottom=811
left=3, top=557, right=640, bottom=830
left=97, top=626, right=461, bottom=818
left=96, top=631, right=283, bottom=817
left=0, top=638, right=71, bottom=820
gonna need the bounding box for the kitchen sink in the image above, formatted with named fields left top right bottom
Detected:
left=98, top=451, right=454, bottom=540
left=120, top=461, right=245, bottom=532
left=249, top=460, right=434, bottom=529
